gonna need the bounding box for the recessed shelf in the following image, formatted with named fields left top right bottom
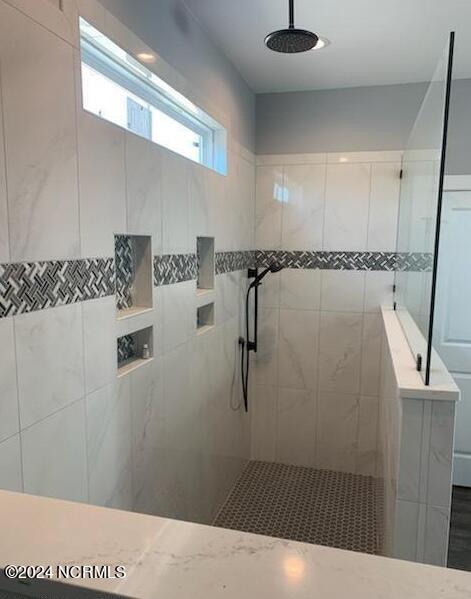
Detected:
left=197, top=302, right=214, bottom=334
left=197, top=237, right=215, bottom=292
left=117, top=326, right=153, bottom=377
left=115, top=234, right=152, bottom=318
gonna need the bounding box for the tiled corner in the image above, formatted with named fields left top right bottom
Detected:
left=0, top=318, right=19, bottom=442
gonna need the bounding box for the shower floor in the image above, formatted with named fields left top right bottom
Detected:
left=213, top=460, right=382, bottom=555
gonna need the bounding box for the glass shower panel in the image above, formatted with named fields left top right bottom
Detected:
left=394, top=33, right=454, bottom=383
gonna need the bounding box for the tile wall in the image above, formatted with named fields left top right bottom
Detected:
left=0, top=0, right=253, bottom=524
left=252, top=152, right=402, bottom=476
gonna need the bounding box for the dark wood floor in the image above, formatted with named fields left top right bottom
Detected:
left=448, top=486, right=471, bottom=571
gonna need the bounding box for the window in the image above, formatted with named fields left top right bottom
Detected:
left=79, top=18, right=227, bottom=174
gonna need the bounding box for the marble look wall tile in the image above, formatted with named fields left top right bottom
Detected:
left=189, top=163, right=216, bottom=243
left=0, top=318, right=19, bottom=442
left=278, top=309, right=319, bottom=391
left=282, top=164, right=325, bottom=251
left=364, top=271, right=395, bottom=313
left=215, top=272, right=241, bottom=325
left=317, top=391, right=359, bottom=473
left=77, top=112, right=126, bottom=258
left=0, top=434, right=22, bottom=492
left=357, top=396, right=379, bottom=476
left=397, top=399, right=424, bottom=502
left=318, top=312, right=363, bottom=394
left=131, top=357, right=165, bottom=516
left=368, top=163, right=401, bottom=252
left=327, top=151, right=403, bottom=164
left=424, top=505, right=450, bottom=566
left=253, top=308, right=279, bottom=386
left=251, top=385, right=277, bottom=462
left=394, top=499, right=420, bottom=561
left=360, top=314, right=383, bottom=396
left=427, top=401, right=455, bottom=508
left=161, top=280, right=195, bottom=353
left=276, top=388, right=316, bottom=468
left=86, top=379, right=132, bottom=510
left=125, top=133, right=162, bottom=249
left=162, top=152, right=189, bottom=254
left=257, top=270, right=281, bottom=309
left=255, top=166, right=283, bottom=250
left=0, top=75, right=9, bottom=263
left=324, top=163, right=371, bottom=252
left=82, top=296, right=116, bottom=395
left=21, top=400, right=88, bottom=502
left=320, top=270, right=366, bottom=312
left=1, top=2, right=80, bottom=261
left=15, top=302, right=85, bottom=429
left=280, top=269, right=321, bottom=311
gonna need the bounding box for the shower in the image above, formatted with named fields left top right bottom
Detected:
left=239, top=263, right=284, bottom=412
left=265, top=0, right=319, bottom=53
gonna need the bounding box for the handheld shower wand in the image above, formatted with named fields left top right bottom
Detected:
left=240, top=263, right=284, bottom=412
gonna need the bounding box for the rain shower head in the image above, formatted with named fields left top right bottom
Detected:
left=265, top=0, right=319, bottom=54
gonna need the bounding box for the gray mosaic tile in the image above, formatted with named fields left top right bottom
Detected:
left=214, top=461, right=382, bottom=555
left=154, top=253, right=197, bottom=286
left=115, top=235, right=134, bottom=311
left=215, top=251, right=255, bottom=274
left=117, top=334, right=135, bottom=366
left=0, top=258, right=115, bottom=318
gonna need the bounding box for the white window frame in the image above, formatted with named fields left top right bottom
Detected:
left=79, top=19, right=226, bottom=173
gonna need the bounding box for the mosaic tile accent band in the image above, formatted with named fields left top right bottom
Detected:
left=215, top=251, right=255, bottom=275
left=153, top=254, right=198, bottom=286
left=115, top=235, right=134, bottom=311
left=0, top=250, right=433, bottom=318
left=0, top=258, right=115, bottom=318
left=256, top=250, right=433, bottom=272
left=117, top=334, right=135, bottom=366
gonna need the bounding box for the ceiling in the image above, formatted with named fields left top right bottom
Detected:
left=183, top=0, right=471, bottom=93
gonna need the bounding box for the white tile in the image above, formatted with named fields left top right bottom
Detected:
left=258, top=270, right=281, bottom=309
left=320, top=270, right=365, bottom=312
left=368, top=163, right=401, bottom=252
left=0, top=2, right=80, bottom=261
left=0, top=318, right=19, bottom=442
left=162, top=152, right=189, bottom=254
left=393, top=500, right=420, bottom=562
left=364, top=271, right=395, bottom=313
left=15, top=303, right=85, bottom=429
left=0, top=77, right=9, bottom=263
left=82, top=296, right=116, bottom=395
left=257, top=153, right=326, bottom=166
left=324, top=163, right=371, bottom=251
left=131, top=357, right=166, bottom=515
left=318, top=312, right=363, bottom=394
left=0, top=434, right=22, bottom=492
left=251, top=386, right=277, bottom=462
left=398, top=399, right=424, bottom=502
left=22, top=400, right=88, bottom=502
left=280, top=269, right=321, bottom=311
left=162, top=280, right=195, bottom=353
left=424, top=505, right=450, bottom=567
left=282, top=164, right=325, bottom=251
left=317, top=391, right=359, bottom=473
left=356, top=396, right=379, bottom=476
left=189, top=163, right=216, bottom=242
left=276, top=388, right=316, bottom=467
left=78, top=112, right=126, bottom=257
left=427, top=401, right=455, bottom=508
left=360, top=314, right=383, bottom=396
left=255, top=166, right=283, bottom=250
left=327, top=151, right=403, bottom=164
left=215, top=272, right=241, bottom=324
left=278, top=309, right=319, bottom=390
left=253, top=308, right=279, bottom=386
left=86, top=379, right=132, bottom=510
left=125, top=132, right=162, bottom=248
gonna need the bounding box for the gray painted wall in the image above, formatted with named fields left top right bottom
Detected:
left=256, top=81, right=471, bottom=175
left=98, top=0, right=255, bottom=152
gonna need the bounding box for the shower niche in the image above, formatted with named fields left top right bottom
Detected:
left=117, top=326, right=154, bottom=377
left=115, top=234, right=153, bottom=319
left=196, top=236, right=215, bottom=295
left=196, top=302, right=214, bottom=334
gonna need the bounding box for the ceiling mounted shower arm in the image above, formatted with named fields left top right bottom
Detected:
left=289, top=0, right=295, bottom=29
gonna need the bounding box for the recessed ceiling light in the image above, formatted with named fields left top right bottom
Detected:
left=136, top=52, right=156, bottom=64
left=314, top=37, right=330, bottom=50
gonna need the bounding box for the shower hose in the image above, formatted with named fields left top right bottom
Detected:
left=239, top=284, right=252, bottom=413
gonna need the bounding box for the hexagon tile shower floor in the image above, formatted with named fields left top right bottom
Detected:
left=213, top=461, right=383, bottom=555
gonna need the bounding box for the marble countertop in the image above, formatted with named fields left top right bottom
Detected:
left=1, top=490, right=471, bottom=598
left=381, top=307, right=460, bottom=401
